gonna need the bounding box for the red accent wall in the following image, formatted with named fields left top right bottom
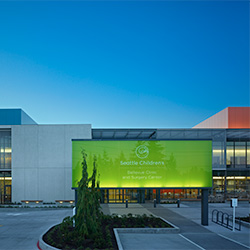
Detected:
left=228, top=107, right=250, bottom=128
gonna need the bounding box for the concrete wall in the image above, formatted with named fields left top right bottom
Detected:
left=12, top=124, right=91, bottom=202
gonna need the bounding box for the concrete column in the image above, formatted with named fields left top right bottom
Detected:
left=201, top=189, right=209, bottom=226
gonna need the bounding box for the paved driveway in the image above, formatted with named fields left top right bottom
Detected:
left=0, top=208, right=72, bottom=250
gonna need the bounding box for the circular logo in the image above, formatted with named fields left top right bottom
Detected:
left=135, top=145, right=149, bottom=159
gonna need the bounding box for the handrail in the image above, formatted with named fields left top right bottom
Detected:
left=211, top=209, right=241, bottom=231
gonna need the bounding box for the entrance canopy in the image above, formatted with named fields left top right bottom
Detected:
left=72, top=140, right=212, bottom=189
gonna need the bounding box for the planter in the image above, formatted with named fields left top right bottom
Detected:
left=38, top=217, right=179, bottom=250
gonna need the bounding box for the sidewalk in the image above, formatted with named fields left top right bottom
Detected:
left=102, top=202, right=250, bottom=250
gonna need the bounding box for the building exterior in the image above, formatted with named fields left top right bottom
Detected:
left=193, top=107, right=250, bottom=129
left=0, top=107, right=249, bottom=204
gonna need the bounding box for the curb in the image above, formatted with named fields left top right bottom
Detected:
left=113, top=217, right=180, bottom=234
left=38, top=224, right=61, bottom=250
left=114, top=229, right=124, bottom=250
left=113, top=217, right=180, bottom=250
left=240, top=220, right=250, bottom=228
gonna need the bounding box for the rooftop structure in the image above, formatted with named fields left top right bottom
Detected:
left=0, top=108, right=37, bottom=125
left=193, top=107, right=250, bottom=129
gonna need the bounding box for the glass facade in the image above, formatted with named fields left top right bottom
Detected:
left=212, top=177, right=225, bottom=195
left=0, top=171, right=11, bottom=203
left=235, top=142, right=246, bottom=168
left=226, top=142, right=234, bottom=167
left=212, top=141, right=225, bottom=168
left=101, top=188, right=202, bottom=203
left=0, top=130, right=11, bottom=204
left=0, top=130, right=11, bottom=169
left=247, top=142, right=250, bottom=167
left=226, top=141, right=249, bottom=168
left=226, top=176, right=250, bottom=199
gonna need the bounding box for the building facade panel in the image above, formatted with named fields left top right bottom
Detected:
left=38, top=168, right=65, bottom=202
left=11, top=168, right=25, bottom=202
left=11, top=124, right=91, bottom=203
left=24, top=168, right=39, bottom=200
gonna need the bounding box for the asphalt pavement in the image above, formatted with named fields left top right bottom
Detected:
left=114, top=201, right=250, bottom=250
left=0, top=202, right=249, bottom=250
left=0, top=208, right=72, bottom=250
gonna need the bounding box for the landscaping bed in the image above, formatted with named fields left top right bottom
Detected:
left=43, top=213, right=173, bottom=250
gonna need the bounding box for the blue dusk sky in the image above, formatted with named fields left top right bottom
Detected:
left=0, top=1, right=249, bottom=128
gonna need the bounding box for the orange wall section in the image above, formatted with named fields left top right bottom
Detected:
left=228, top=107, right=250, bottom=129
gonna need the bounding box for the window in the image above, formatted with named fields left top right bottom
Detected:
left=247, top=142, right=250, bottom=167
left=235, top=142, right=246, bottom=168
left=226, top=142, right=234, bottom=167
left=213, top=141, right=224, bottom=168
left=0, top=130, right=11, bottom=169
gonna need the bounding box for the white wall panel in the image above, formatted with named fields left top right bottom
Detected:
left=12, top=168, right=25, bottom=202
left=12, top=124, right=91, bottom=202
left=24, top=168, right=38, bottom=200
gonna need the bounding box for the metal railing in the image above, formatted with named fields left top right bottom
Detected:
left=212, top=209, right=241, bottom=231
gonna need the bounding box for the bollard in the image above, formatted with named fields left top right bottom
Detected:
left=177, top=199, right=180, bottom=208
left=73, top=207, right=76, bottom=227
left=154, top=199, right=156, bottom=208
left=126, top=199, right=128, bottom=208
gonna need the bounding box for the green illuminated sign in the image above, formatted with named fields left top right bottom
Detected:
left=72, top=140, right=212, bottom=188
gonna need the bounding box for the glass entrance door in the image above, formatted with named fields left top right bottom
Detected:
left=0, top=171, right=11, bottom=204
left=124, top=189, right=138, bottom=203
left=102, top=189, right=139, bottom=203
left=108, top=189, right=124, bottom=203
left=4, top=185, right=11, bottom=203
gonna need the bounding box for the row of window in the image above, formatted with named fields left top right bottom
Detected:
left=0, top=130, right=249, bottom=170
left=227, top=141, right=250, bottom=168
left=213, top=141, right=250, bottom=168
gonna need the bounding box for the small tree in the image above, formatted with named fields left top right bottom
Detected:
left=76, top=149, right=102, bottom=239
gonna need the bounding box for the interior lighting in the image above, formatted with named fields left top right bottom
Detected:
left=0, top=177, right=12, bottom=180
left=226, top=176, right=246, bottom=180
left=0, top=149, right=12, bottom=153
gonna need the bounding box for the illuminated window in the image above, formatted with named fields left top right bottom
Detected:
left=226, top=142, right=234, bottom=167
left=235, top=142, right=246, bottom=168
left=247, top=142, right=250, bottom=167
